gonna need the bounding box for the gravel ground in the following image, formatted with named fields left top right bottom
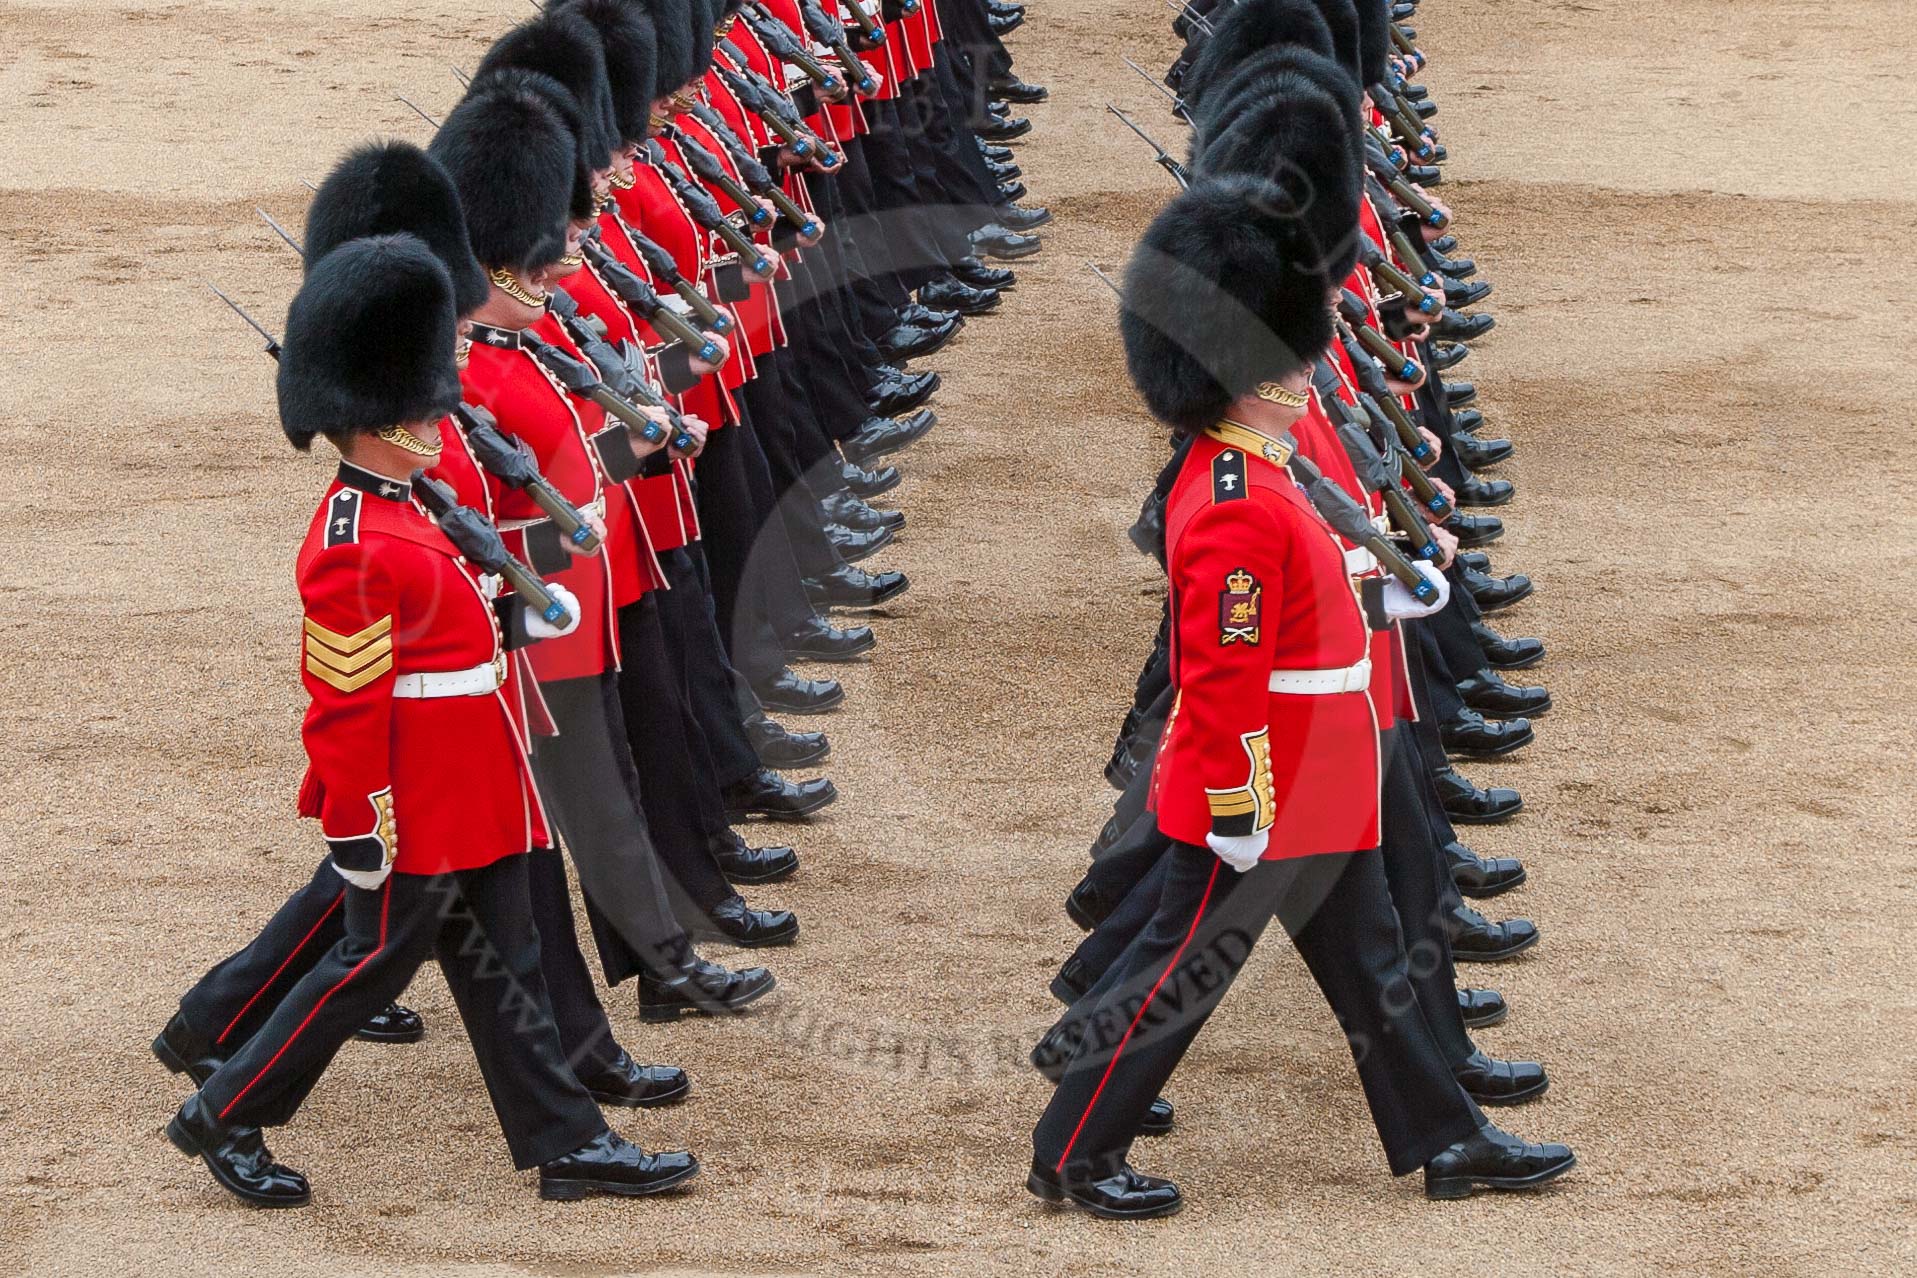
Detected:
left=0, top=0, right=1912, bottom=1273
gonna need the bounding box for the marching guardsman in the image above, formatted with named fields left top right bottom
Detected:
left=163, top=233, right=698, bottom=1206
left=431, top=61, right=779, bottom=1019
left=157, top=141, right=695, bottom=1117
left=1027, top=176, right=1574, bottom=1218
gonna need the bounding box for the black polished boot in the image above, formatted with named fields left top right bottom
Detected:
left=152, top=1013, right=226, bottom=1086
left=978, top=114, right=1031, bottom=143
left=804, top=563, right=910, bottom=609
left=166, top=1094, right=311, bottom=1208
left=866, top=367, right=940, bottom=416
left=1434, top=765, right=1524, bottom=824
left=1064, top=880, right=1115, bottom=931
left=1448, top=512, right=1505, bottom=548
left=877, top=316, right=960, bottom=362
left=844, top=408, right=936, bottom=464
left=1472, top=620, right=1545, bottom=671
left=842, top=459, right=902, bottom=499
left=1436, top=309, right=1496, bottom=341
left=821, top=489, right=905, bottom=534
left=990, top=74, right=1048, bottom=103
left=1446, top=841, right=1527, bottom=898
left=693, top=894, right=800, bottom=948
left=1454, top=1052, right=1549, bottom=1106
left=1452, top=406, right=1485, bottom=434
left=822, top=521, right=895, bottom=564
left=577, top=1051, right=692, bottom=1108
left=953, top=255, right=1016, bottom=290
left=1444, top=278, right=1493, bottom=308
left=713, top=831, right=801, bottom=883
left=971, top=224, right=1043, bottom=260
left=1430, top=339, right=1471, bottom=369
left=783, top=615, right=877, bottom=662
left=638, top=955, right=777, bottom=1021
left=1445, top=381, right=1479, bottom=408
left=721, top=767, right=838, bottom=820
left=1448, top=905, right=1541, bottom=962
left=1459, top=669, right=1552, bottom=717
left=744, top=712, right=831, bottom=770
left=352, top=1001, right=425, bottom=1044
left=1136, top=1096, right=1175, bottom=1136
left=919, top=273, right=1002, bottom=315
left=996, top=203, right=1052, bottom=231
left=1441, top=707, right=1534, bottom=757
left=1453, top=433, right=1512, bottom=470
left=752, top=669, right=845, bottom=715
left=1050, top=954, right=1092, bottom=1004
left=1027, top=1159, right=1183, bottom=1219
left=1458, top=987, right=1508, bottom=1029
left=1462, top=566, right=1532, bottom=612
left=539, top=1131, right=700, bottom=1200
left=1456, top=476, right=1515, bottom=508
left=1424, top=1126, right=1575, bottom=1199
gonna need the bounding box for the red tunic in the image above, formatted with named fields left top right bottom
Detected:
left=294, top=468, right=547, bottom=875
left=1150, top=428, right=1381, bottom=858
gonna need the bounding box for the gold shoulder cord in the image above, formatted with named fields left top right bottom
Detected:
left=1254, top=379, right=1310, bottom=408
left=375, top=425, right=440, bottom=457
left=490, top=267, right=548, bottom=309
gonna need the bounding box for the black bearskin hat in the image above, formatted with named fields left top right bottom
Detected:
left=557, top=0, right=661, bottom=143
left=1353, top=0, right=1390, bottom=87
left=277, top=234, right=463, bottom=449
left=474, top=11, right=620, bottom=168
left=1192, top=59, right=1363, bottom=280
left=303, top=141, right=489, bottom=317
left=639, top=0, right=699, bottom=92
left=1305, top=0, right=1362, bottom=82
left=429, top=76, right=579, bottom=272
left=1120, top=175, right=1335, bottom=434
left=1181, top=0, right=1335, bottom=118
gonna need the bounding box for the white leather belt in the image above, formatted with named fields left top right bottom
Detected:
left=392, top=660, right=505, bottom=699
left=1344, top=544, right=1379, bottom=575
left=1269, top=659, right=1372, bottom=695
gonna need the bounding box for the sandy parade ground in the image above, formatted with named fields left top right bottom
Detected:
left=1, top=0, right=1913, bottom=1272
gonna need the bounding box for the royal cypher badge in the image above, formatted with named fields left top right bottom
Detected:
left=1219, top=568, right=1262, bottom=645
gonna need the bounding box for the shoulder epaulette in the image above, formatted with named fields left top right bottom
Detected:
left=1211, top=448, right=1249, bottom=504
left=323, top=489, right=363, bottom=548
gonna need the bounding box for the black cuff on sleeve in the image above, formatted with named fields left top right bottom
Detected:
left=494, top=595, right=535, bottom=651
left=592, top=425, right=643, bottom=483
left=1360, top=577, right=1391, bottom=631
left=524, top=522, right=570, bottom=575
left=326, top=835, right=386, bottom=875
left=657, top=343, right=700, bottom=393
left=714, top=262, right=751, bottom=301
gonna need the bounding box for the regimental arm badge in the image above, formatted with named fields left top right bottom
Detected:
left=1218, top=567, right=1262, bottom=646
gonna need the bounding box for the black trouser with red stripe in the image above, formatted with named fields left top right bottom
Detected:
left=191, top=854, right=606, bottom=1171
left=1033, top=842, right=1483, bottom=1181
left=175, top=850, right=630, bottom=1089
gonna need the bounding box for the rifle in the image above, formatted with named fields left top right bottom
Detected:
left=1287, top=453, right=1440, bottom=603
left=544, top=289, right=698, bottom=453
left=516, top=326, right=686, bottom=451
left=1358, top=240, right=1440, bottom=316
left=616, top=225, right=735, bottom=333
left=647, top=144, right=776, bottom=275
left=1349, top=316, right=1423, bottom=383
left=410, top=473, right=573, bottom=627
left=837, top=0, right=887, bottom=49
left=1390, top=229, right=1441, bottom=289
left=798, top=0, right=879, bottom=95
left=1122, top=56, right=1194, bottom=123
left=713, top=60, right=823, bottom=164
left=257, top=208, right=305, bottom=257
left=660, top=125, right=775, bottom=228
left=738, top=5, right=842, bottom=95
left=452, top=403, right=602, bottom=552
left=208, top=283, right=282, bottom=359
left=1164, top=0, right=1213, bottom=36
left=682, top=100, right=821, bottom=236
left=1383, top=173, right=1449, bottom=228
left=1312, top=372, right=1441, bottom=561
left=577, top=238, right=724, bottom=363
left=1378, top=94, right=1434, bottom=160
left=1107, top=105, right=1190, bottom=188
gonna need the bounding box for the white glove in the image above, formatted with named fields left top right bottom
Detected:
left=1380, top=561, right=1450, bottom=621
left=1205, top=829, right=1268, bottom=873
left=524, top=584, right=582, bottom=639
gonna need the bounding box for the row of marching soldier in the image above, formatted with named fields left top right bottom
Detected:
left=1024, top=0, right=1581, bottom=1218
left=157, top=0, right=1054, bottom=1206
